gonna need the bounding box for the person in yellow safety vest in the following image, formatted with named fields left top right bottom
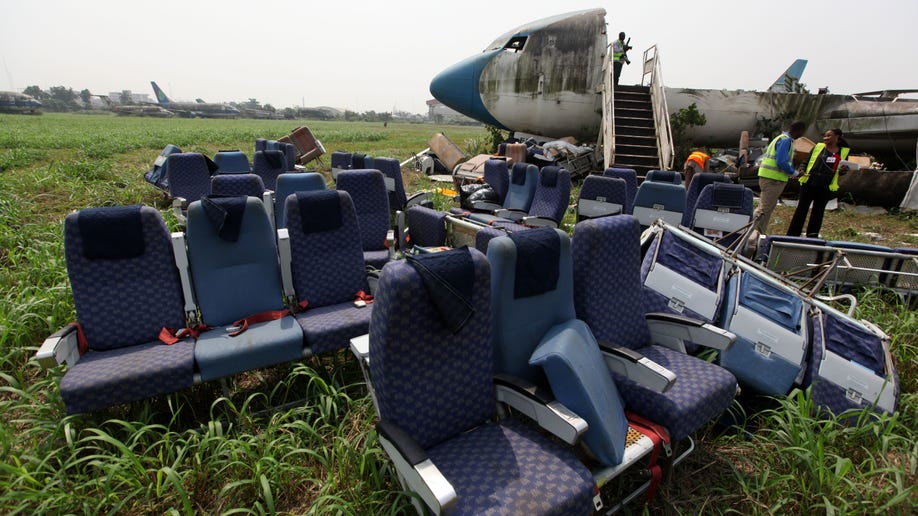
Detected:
left=752, top=120, right=808, bottom=234
left=786, top=128, right=851, bottom=237
left=611, top=32, right=632, bottom=86
left=683, top=150, right=710, bottom=187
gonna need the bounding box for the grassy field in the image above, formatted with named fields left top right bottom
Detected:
left=0, top=113, right=915, bottom=514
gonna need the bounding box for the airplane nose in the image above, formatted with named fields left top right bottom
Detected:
left=430, top=50, right=505, bottom=128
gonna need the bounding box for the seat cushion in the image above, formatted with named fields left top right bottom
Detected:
left=427, top=417, right=595, bottom=516
left=364, top=249, right=390, bottom=270
left=615, top=344, right=736, bottom=441
left=59, top=340, right=195, bottom=414
left=194, top=316, right=304, bottom=382
left=295, top=302, right=373, bottom=355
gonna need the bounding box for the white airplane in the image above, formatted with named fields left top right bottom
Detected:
left=429, top=8, right=918, bottom=165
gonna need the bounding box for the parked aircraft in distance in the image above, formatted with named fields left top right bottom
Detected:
left=150, top=81, right=240, bottom=118
left=430, top=8, right=918, bottom=163
left=0, top=91, right=42, bottom=114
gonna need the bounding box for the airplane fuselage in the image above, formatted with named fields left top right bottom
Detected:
left=0, top=91, right=42, bottom=114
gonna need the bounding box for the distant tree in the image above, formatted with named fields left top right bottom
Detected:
left=669, top=102, right=707, bottom=163
left=79, top=89, right=92, bottom=107
left=244, top=98, right=261, bottom=110
left=47, top=86, right=80, bottom=111
left=282, top=107, right=296, bottom=119
left=23, top=85, right=46, bottom=100
left=344, top=110, right=357, bottom=121
left=379, top=112, right=393, bottom=123
left=263, top=104, right=275, bottom=113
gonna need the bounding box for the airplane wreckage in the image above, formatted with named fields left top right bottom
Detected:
left=429, top=8, right=918, bottom=208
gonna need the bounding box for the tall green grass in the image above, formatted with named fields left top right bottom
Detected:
left=0, top=114, right=914, bottom=514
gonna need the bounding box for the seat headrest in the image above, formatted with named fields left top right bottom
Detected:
left=78, top=205, right=145, bottom=260
left=257, top=150, right=285, bottom=169
left=711, top=183, right=745, bottom=209
left=201, top=196, right=248, bottom=242
left=540, top=166, right=560, bottom=187
left=407, top=247, right=475, bottom=333
left=510, top=163, right=529, bottom=185
left=648, top=170, right=678, bottom=183
left=296, top=190, right=342, bottom=233
left=509, top=227, right=560, bottom=298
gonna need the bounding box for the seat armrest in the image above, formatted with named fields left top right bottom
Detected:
left=395, top=210, right=409, bottom=251
left=35, top=325, right=80, bottom=369
left=377, top=420, right=457, bottom=515
left=470, top=201, right=502, bottom=213
left=493, top=373, right=588, bottom=445
left=597, top=340, right=676, bottom=393
left=171, top=232, right=198, bottom=322
left=645, top=312, right=736, bottom=352
left=493, top=208, right=527, bottom=221
left=349, top=333, right=369, bottom=365
left=262, top=190, right=275, bottom=231
left=520, top=216, right=559, bottom=228
left=277, top=228, right=296, bottom=303
left=171, top=197, right=187, bottom=224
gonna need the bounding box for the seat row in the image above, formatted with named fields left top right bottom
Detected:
left=354, top=218, right=740, bottom=513
left=36, top=190, right=377, bottom=414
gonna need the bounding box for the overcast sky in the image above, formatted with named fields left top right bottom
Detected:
left=2, top=0, right=916, bottom=113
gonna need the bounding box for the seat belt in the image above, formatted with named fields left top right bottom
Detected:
left=626, top=411, right=672, bottom=503
left=225, top=299, right=310, bottom=337
left=159, top=323, right=211, bottom=345
left=67, top=322, right=89, bottom=356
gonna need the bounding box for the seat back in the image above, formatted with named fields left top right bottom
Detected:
left=145, top=144, right=182, bottom=190
left=632, top=181, right=686, bottom=227
left=890, top=247, right=918, bottom=292
left=336, top=170, right=390, bottom=252
left=690, top=183, right=754, bottom=243
left=370, top=248, right=494, bottom=449
left=571, top=216, right=651, bottom=350
left=577, top=175, right=627, bottom=221
left=167, top=152, right=212, bottom=204
left=646, top=169, right=682, bottom=184
left=487, top=227, right=576, bottom=384
left=280, top=142, right=297, bottom=171
left=213, top=150, right=251, bottom=174
left=826, top=241, right=893, bottom=288
left=274, top=173, right=326, bottom=229
left=64, top=205, right=186, bottom=351
left=527, top=166, right=571, bottom=223
left=373, top=157, right=407, bottom=210
left=406, top=205, right=447, bottom=248
left=682, top=172, right=728, bottom=226
left=211, top=173, right=266, bottom=197
left=186, top=197, right=285, bottom=326
left=255, top=138, right=267, bottom=153
left=331, top=151, right=352, bottom=179
left=503, top=163, right=539, bottom=211
left=483, top=159, right=510, bottom=204
left=285, top=190, right=369, bottom=307
left=603, top=167, right=637, bottom=214
left=252, top=150, right=286, bottom=190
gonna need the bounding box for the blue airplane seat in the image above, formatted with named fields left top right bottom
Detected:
left=632, top=181, right=686, bottom=228
left=577, top=175, right=627, bottom=222
left=274, top=172, right=326, bottom=229
left=214, top=150, right=251, bottom=174
left=336, top=170, right=391, bottom=270
left=211, top=173, right=265, bottom=198
left=690, top=183, right=754, bottom=246
left=682, top=172, right=729, bottom=227
left=331, top=151, right=352, bottom=180
left=253, top=150, right=286, bottom=190
left=645, top=169, right=683, bottom=184
left=603, top=167, right=637, bottom=214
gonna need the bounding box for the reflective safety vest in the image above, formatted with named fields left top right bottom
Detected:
left=612, top=39, right=626, bottom=61
left=758, top=133, right=793, bottom=182
left=799, top=142, right=850, bottom=192
left=685, top=151, right=709, bottom=169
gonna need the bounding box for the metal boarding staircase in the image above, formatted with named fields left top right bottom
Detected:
left=600, top=45, right=674, bottom=177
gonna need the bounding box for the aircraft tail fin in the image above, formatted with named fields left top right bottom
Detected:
left=150, top=81, right=170, bottom=105
left=768, top=59, right=808, bottom=93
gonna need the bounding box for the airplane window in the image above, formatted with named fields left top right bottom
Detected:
left=504, top=36, right=527, bottom=52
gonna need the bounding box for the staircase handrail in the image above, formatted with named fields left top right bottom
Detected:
left=600, top=43, right=616, bottom=168
left=641, top=45, right=674, bottom=169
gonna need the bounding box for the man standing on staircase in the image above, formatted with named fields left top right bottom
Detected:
left=753, top=120, right=807, bottom=234
left=612, top=32, right=632, bottom=86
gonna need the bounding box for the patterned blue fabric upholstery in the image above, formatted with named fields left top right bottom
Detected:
left=336, top=170, right=390, bottom=253
left=254, top=138, right=267, bottom=153
left=274, top=173, right=326, bottom=229
left=528, top=166, right=571, bottom=223
left=571, top=216, right=737, bottom=441
left=167, top=153, right=212, bottom=204
left=363, top=249, right=390, bottom=270
left=690, top=183, right=754, bottom=245
left=213, top=150, right=251, bottom=174
left=281, top=142, right=297, bottom=171
left=474, top=223, right=528, bottom=254
left=406, top=205, right=447, bottom=248
left=370, top=251, right=593, bottom=513
left=211, top=173, right=265, bottom=197
left=186, top=196, right=303, bottom=380
left=373, top=157, right=407, bottom=210
left=331, top=151, right=352, bottom=170
left=59, top=339, right=195, bottom=415
left=484, top=159, right=510, bottom=204
left=578, top=175, right=627, bottom=222
left=504, top=163, right=539, bottom=212
left=60, top=206, right=192, bottom=413
left=253, top=150, right=286, bottom=190
left=286, top=190, right=370, bottom=353
left=603, top=167, right=637, bottom=214
left=646, top=169, right=682, bottom=184
left=295, top=301, right=373, bottom=355
left=632, top=181, right=686, bottom=227
left=682, top=173, right=728, bottom=226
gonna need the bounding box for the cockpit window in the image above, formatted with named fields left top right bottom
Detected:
left=503, top=36, right=527, bottom=52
